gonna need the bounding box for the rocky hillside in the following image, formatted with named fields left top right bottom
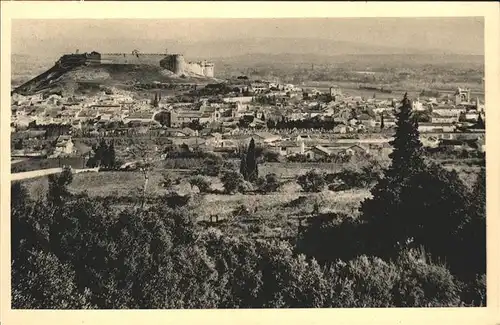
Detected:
left=13, top=63, right=215, bottom=96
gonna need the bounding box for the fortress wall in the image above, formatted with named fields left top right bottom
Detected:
left=160, top=54, right=185, bottom=74
left=184, top=62, right=215, bottom=77
left=56, top=51, right=215, bottom=76
left=100, top=53, right=165, bottom=65
left=204, top=65, right=215, bottom=78
left=186, top=62, right=204, bottom=76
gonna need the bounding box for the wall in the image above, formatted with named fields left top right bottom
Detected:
left=160, top=54, right=185, bottom=74
left=58, top=51, right=214, bottom=77
left=204, top=64, right=215, bottom=78
left=186, top=62, right=203, bottom=76
left=100, top=53, right=166, bottom=66
left=184, top=61, right=215, bottom=77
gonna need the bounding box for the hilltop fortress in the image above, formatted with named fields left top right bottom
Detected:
left=57, top=51, right=215, bottom=78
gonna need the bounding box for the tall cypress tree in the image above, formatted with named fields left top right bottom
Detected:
left=97, top=138, right=108, bottom=167
left=108, top=141, right=116, bottom=169
left=380, top=113, right=385, bottom=130
left=245, top=138, right=258, bottom=182
left=387, top=92, right=424, bottom=176
left=475, top=114, right=485, bottom=129
left=360, top=93, right=425, bottom=255
left=152, top=93, right=159, bottom=108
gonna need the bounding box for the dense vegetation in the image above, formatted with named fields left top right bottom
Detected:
left=11, top=94, right=486, bottom=308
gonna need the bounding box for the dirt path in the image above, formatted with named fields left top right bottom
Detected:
left=11, top=167, right=99, bottom=181
left=11, top=159, right=28, bottom=165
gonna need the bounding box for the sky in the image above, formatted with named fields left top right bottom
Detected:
left=12, top=17, right=484, bottom=56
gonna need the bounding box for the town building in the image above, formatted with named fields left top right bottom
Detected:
left=51, top=135, right=75, bottom=157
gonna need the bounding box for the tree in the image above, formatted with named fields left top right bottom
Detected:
left=380, top=113, right=385, bottom=130
left=152, top=93, right=159, bottom=108
left=261, top=112, right=266, bottom=121
left=262, top=150, right=280, bottom=162
left=87, top=139, right=115, bottom=169
left=297, top=170, right=325, bottom=193
left=160, top=171, right=175, bottom=191
left=388, top=93, right=423, bottom=174
left=475, top=114, right=485, bottom=129
left=47, top=166, right=73, bottom=205
left=199, top=157, right=223, bottom=177
left=128, top=141, right=155, bottom=208
left=360, top=93, right=476, bottom=265
left=154, top=111, right=171, bottom=127
left=266, top=119, right=276, bottom=129
left=14, top=139, right=24, bottom=150
left=221, top=170, right=245, bottom=194
left=244, top=138, right=258, bottom=182
left=12, top=249, right=92, bottom=309
left=11, top=182, right=30, bottom=211
left=455, top=167, right=486, bottom=281
left=256, top=173, right=280, bottom=193
left=108, top=141, right=116, bottom=169
left=97, top=138, right=109, bottom=167
left=360, top=93, right=425, bottom=254
left=187, top=119, right=203, bottom=131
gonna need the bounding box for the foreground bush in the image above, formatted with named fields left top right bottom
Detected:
left=11, top=175, right=483, bottom=308
left=327, top=249, right=461, bottom=308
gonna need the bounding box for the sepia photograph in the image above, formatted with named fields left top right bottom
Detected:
left=1, top=2, right=499, bottom=323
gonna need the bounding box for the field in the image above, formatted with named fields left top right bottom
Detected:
left=19, top=155, right=481, bottom=242
left=20, top=165, right=370, bottom=241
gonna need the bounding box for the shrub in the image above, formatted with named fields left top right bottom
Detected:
left=325, top=159, right=383, bottom=191
left=296, top=213, right=364, bottom=264
left=392, top=249, right=462, bottom=307
left=256, top=173, right=281, bottom=193
left=221, top=170, right=245, bottom=194
left=324, top=249, right=462, bottom=307
left=198, top=157, right=224, bottom=176
left=285, top=195, right=308, bottom=208
left=164, top=192, right=191, bottom=209
left=12, top=250, right=92, bottom=309
left=238, top=180, right=254, bottom=193
left=297, top=169, right=325, bottom=193
left=47, top=166, right=73, bottom=205
left=262, top=150, right=281, bottom=162
left=160, top=171, right=175, bottom=189
left=332, top=255, right=400, bottom=307
left=233, top=204, right=251, bottom=218
left=189, top=175, right=211, bottom=193
left=361, top=160, right=473, bottom=265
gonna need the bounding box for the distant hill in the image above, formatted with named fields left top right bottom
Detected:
left=179, top=37, right=465, bottom=59
left=209, top=52, right=484, bottom=68
left=15, top=36, right=483, bottom=59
